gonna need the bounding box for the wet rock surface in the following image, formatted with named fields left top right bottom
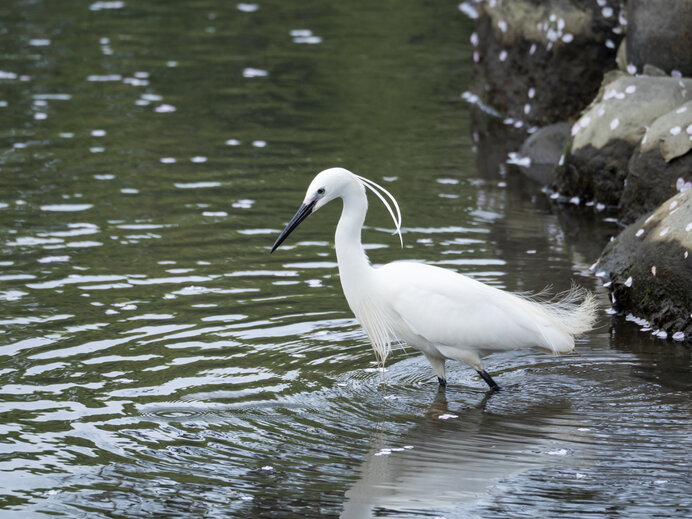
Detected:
left=468, top=0, right=621, bottom=126
left=597, top=190, right=692, bottom=340
left=516, top=122, right=570, bottom=185
left=554, top=75, right=692, bottom=210
left=627, top=0, right=692, bottom=77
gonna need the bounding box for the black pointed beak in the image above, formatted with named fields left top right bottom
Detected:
left=271, top=199, right=317, bottom=253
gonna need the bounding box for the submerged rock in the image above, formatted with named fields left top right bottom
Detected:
left=627, top=0, right=692, bottom=77
left=514, top=122, right=571, bottom=184
left=554, top=75, right=692, bottom=207
left=467, top=0, right=621, bottom=126
left=597, top=189, right=692, bottom=341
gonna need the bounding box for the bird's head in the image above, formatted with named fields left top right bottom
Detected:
left=270, top=168, right=360, bottom=253
left=270, top=167, right=402, bottom=253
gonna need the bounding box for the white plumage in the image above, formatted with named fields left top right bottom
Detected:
left=271, top=167, right=597, bottom=389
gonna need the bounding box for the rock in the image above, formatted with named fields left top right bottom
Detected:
left=620, top=148, right=692, bottom=224
left=627, top=0, right=692, bottom=77
left=618, top=100, right=692, bottom=223
left=468, top=0, right=622, bottom=126
left=641, top=100, right=692, bottom=162
left=597, top=189, right=692, bottom=341
left=512, top=122, right=571, bottom=184
left=554, top=75, right=692, bottom=206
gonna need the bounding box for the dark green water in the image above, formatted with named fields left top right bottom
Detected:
left=1, top=1, right=691, bottom=517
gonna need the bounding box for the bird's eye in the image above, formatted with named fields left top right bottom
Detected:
left=317, top=188, right=325, bottom=195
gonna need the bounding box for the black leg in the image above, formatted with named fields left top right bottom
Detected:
left=476, top=369, right=501, bottom=391
left=437, top=377, right=447, bottom=387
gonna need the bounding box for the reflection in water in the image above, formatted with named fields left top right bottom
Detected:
left=0, top=0, right=690, bottom=517
left=342, top=391, right=589, bottom=518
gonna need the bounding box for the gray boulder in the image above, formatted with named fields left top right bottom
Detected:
left=511, top=122, right=571, bottom=185
left=597, top=189, right=692, bottom=341
left=627, top=0, right=692, bottom=77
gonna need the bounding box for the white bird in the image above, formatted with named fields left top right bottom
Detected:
left=271, top=168, right=597, bottom=390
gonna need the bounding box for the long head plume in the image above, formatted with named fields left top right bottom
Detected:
left=354, top=174, right=403, bottom=247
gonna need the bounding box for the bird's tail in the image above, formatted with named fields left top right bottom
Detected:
left=525, top=285, right=598, bottom=354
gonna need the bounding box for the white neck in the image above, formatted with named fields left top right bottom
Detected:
left=335, top=182, right=372, bottom=287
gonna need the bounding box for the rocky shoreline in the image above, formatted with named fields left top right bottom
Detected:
left=461, top=0, right=692, bottom=342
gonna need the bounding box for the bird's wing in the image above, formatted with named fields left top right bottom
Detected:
left=377, top=262, right=567, bottom=352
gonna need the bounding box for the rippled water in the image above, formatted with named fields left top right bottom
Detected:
left=1, top=1, right=691, bottom=517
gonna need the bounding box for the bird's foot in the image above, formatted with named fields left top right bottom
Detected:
left=477, top=369, right=501, bottom=391
left=437, top=377, right=447, bottom=388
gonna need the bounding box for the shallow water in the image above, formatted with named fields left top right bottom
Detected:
left=1, top=1, right=691, bottom=517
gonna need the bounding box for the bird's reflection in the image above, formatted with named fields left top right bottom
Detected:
left=341, top=390, right=591, bottom=518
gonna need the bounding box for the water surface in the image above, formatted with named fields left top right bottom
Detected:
left=1, top=1, right=691, bottom=517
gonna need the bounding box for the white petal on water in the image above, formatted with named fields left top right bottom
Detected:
left=243, top=68, right=268, bottom=78
left=134, top=71, right=149, bottom=79
left=561, top=33, right=574, bottom=43
left=294, top=36, right=322, bottom=44
left=676, top=106, right=688, bottom=114
left=94, top=174, right=115, bottom=180
left=141, top=94, right=162, bottom=101
left=91, top=129, right=106, bottom=137
left=685, top=222, right=692, bottom=232
left=669, top=200, right=678, bottom=210
left=202, top=211, right=228, bottom=217
left=155, top=104, right=176, bottom=113
left=627, top=64, right=637, bottom=75
left=528, top=87, right=535, bottom=99
left=529, top=43, right=536, bottom=55
left=670, top=126, right=681, bottom=136
left=160, top=157, right=176, bottom=164
left=651, top=266, right=656, bottom=276
left=547, top=448, right=569, bottom=456
left=121, top=188, right=139, bottom=194
left=41, top=204, right=93, bottom=212
left=569, top=196, right=580, bottom=205
left=602, top=7, right=613, bottom=18
left=87, top=74, right=122, bottom=82
left=438, top=413, right=458, bottom=420
left=624, top=276, right=632, bottom=287
left=89, top=146, right=104, bottom=153
left=34, top=112, right=47, bottom=120
left=237, top=3, right=258, bottom=12
left=89, top=1, right=125, bottom=10
left=610, top=118, right=620, bottom=130
left=497, top=20, right=507, bottom=33
left=625, top=85, right=636, bottom=94
left=470, top=32, right=479, bottom=46
left=672, top=331, right=685, bottom=341
left=29, top=39, right=51, bottom=46
left=190, top=156, right=207, bottom=163
left=498, top=50, right=507, bottom=62
left=659, top=227, right=670, bottom=237
left=605, top=39, right=615, bottom=49
left=260, top=465, right=273, bottom=471
left=635, top=228, right=645, bottom=237
left=290, top=29, right=312, bottom=37
left=252, top=140, right=267, bottom=147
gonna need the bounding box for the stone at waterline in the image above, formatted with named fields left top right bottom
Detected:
left=511, top=122, right=571, bottom=185
left=619, top=100, right=692, bottom=223
left=554, top=74, right=692, bottom=206
left=597, top=189, right=692, bottom=340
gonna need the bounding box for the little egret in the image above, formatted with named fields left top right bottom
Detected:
left=271, top=168, right=597, bottom=390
